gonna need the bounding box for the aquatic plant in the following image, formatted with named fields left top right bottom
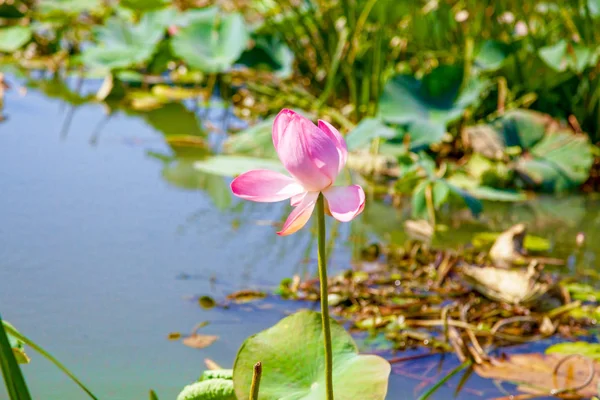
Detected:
left=231, top=109, right=365, bottom=235
left=228, top=109, right=388, bottom=399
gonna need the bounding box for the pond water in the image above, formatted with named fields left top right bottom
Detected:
left=1, top=73, right=599, bottom=399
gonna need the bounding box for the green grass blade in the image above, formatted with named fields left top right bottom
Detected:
left=2, top=321, right=98, bottom=400
left=0, top=315, right=32, bottom=400
left=417, top=361, right=471, bottom=400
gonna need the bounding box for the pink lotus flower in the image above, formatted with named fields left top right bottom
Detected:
left=231, top=109, right=365, bottom=236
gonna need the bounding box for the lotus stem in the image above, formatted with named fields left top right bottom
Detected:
left=249, top=362, right=262, bottom=400
left=317, top=193, right=334, bottom=400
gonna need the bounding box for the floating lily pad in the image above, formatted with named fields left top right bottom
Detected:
left=568, top=305, right=600, bottom=321
left=546, top=342, right=600, bottom=360
left=171, top=7, right=249, bottom=73
left=233, top=310, right=390, bottom=400
left=564, top=283, right=600, bottom=302
left=198, top=296, right=216, bottom=309
left=151, top=85, right=204, bottom=101
left=125, top=90, right=166, bottom=111
left=0, top=26, right=32, bottom=53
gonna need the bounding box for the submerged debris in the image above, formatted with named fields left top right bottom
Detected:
left=489, top=223, right=528, bottom=267
left=459, top=261, right=557, bottom=305
left=474, top=353, right=599, bottom=398
left=276, top=225, right=595, bottom=360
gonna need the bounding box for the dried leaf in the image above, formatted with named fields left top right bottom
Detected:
left=463, top=124, right=505, bottom=160
left=226, top=289, right=266, bottom=304
left=204, top=358, right=224, bottom=371
left=404, top=219, right=434, bottom=242
left=460, top=263, right=550, bottom=305
left=183, top=334, right=218, bottom=349
left=489, top=224, right=528, bottom=268
left=474, top=353, right=599, bottom=398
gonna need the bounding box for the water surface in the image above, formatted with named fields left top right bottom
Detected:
left=1, top=73, right=599, bottom=399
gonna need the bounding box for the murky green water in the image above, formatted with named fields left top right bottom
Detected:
left=1, top=74, right=599, bottom=399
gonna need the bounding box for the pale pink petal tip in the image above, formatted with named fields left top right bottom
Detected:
left=274, top=111, right=340, bottom=191
left=277, top=192, right=319, bottom=236
left=231, top=169, right=304, bottom=203
left=322, top=185, right=366, bottom=222
left=318, top=119, right=348, bottom=172
left=272, top=108, right=297, bottom=150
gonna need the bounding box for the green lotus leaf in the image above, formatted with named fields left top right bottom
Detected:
left=465, top=109, right=593, bottom=192
left=233, top=310, right=390, bottom=400
left=81, top=10, right=170, bottom=70
left=378, top=65, right=486, bottom=149
left=171, top=8, right=249, bottom=73
left=515, top=130, right=593, bottom=192
left=345, top=118, right=396, bottom=151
